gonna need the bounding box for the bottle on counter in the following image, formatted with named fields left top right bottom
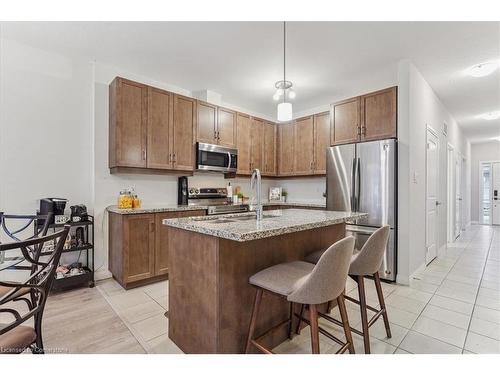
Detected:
left=227, top=182, right=233, bottom=202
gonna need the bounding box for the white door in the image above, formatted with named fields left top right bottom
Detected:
left=493, top=162, right=500, bottom=225
left=426, top=128, right=440, bottom=265
left=455, top=154, right=462, bottom=238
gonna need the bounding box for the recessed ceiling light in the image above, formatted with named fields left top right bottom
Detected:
left=467, top=62, right=498, bottom=77
left=478, top=111, right=500, bottom=120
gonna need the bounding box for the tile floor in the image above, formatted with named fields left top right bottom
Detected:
left=35, top=224, right=500, bottom=353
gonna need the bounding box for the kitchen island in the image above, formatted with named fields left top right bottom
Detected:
left=164, top=209, right=366, bottom=353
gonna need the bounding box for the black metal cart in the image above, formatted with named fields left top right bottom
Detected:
left=35, top=216, right=95, bottom=291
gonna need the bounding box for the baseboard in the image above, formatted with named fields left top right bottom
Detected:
left=95, top=269, right=112, bottom=281
left=438, top=244, right=447, bottom=257
left=396, top=274, right=410, bottom=285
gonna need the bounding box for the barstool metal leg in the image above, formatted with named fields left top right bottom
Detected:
left=337, top=294, right=355, bottom=354
left=245, top=288, right=263, bottom=353
left=374, top=272, right=392, bottom=338
left=309, top=304, right=320, bottom=354
left=357, top=275, right=371, bottom=354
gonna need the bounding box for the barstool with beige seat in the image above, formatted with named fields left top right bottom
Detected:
left=245, top=236, right=355, bottom=354
left=303, top=225, right=391, bottom=354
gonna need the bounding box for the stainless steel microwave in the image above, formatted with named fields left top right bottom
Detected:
left=196, top=142, right=238, bottom=173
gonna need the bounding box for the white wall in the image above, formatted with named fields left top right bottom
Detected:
left=0, top=38, right=94, bottom=278
left=470, top=141, right=500, bottom=223
left=397, top=61, right=471, bottom=284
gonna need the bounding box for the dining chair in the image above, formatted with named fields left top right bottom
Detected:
left=0, top=213, right=52, bottom=304
left=0, top=225, right=69, bottom=354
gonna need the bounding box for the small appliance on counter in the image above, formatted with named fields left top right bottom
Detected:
left=70, top=205, right=88, bottom=222
left=37, top=198, right=68, bottom=224
left=178, top=176, right=189, bottom=205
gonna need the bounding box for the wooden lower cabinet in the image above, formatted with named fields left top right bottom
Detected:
left=109, top=210, right=206, bottom=289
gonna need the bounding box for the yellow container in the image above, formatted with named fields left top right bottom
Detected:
left=118, top=190, right=133, bottom=209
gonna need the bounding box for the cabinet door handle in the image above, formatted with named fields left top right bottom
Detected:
left=142, top=149, right=147, bottom=160
left=150, top=221, right=155, bottom=233
left=173, top=153, right=176, bottom=163
left=169, top=153, right=172, bottom=163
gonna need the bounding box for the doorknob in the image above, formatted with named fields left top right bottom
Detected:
left=435, top=201, right=442, bottom=206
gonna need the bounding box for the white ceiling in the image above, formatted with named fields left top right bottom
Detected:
left=1, top=21, right=499, bottom=142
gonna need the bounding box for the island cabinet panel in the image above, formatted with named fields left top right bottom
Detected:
left=109, top=210, right=206, bottom=289
left=294, top=116, right=315, bottom=175
left=147, top=87, right=173, bottom=169
left=172, top=95, right=196, bottom=171
left=313, top=111, right=331, bottom=174
left=217, top=107, right=237, bottom=148
left=167, top=223, right=346, bottom=353
left=155, top=209, right=206, bottom=276
left=262, top=121, right=277, bottom=176
left=236, top=113, right=252, bottom=175
left=360, top=86, right=397, bottom=141
left=332, top=97, right=361, bottom=145
left=109, top=77, right=148, bottom=168
left=250, top=118, right=264, bottom=171
left=278, top=122, right=295, bottom=176
left=196, top=101, right=218, bottom=144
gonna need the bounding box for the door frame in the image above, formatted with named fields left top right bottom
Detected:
left=447, top=143, right=455, bottom=243
left=454, top=150, right=463, bottom=239
left=425, top=125, right=440, bottom=265
left=479, top=160, right=500, bottom=225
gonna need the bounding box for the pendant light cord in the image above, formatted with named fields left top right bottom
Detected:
left=283, top=21, right=286, bottom=104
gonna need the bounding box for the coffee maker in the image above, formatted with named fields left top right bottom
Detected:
left=37, top=198, right=68, bottom=224
left=178, top=177, right=188, bottom=205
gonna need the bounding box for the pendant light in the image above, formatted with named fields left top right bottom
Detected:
left=276, top=21, right=293, bottom=122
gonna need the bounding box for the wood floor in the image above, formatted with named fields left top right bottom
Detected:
left=42, top=287, right=146, bottom=353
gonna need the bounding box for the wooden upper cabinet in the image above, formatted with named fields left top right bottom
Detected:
left=262, top=121, right=277, bottom=175
left=278, top=123, right=295, bottom=176
left=361, top=86, right=397, bottom=141
left=123, top=214, right=155, bottom=283
left=197, top=101, right=217, bottom=144
left=332, top=97, right=361, bottom=145
left=147, top=87, right=172, bottom=169
left=172, top=95, right=196, bottom=171
left=217, top=107, right=236, bottom=147
left=313, top=112, right=330, bottom=174
left=251, top=118, right=264, bottom=171
left=236, top=113, right=252, bottom=175
left=109, top=77, right=148, bottom=168
left=294, top=116, right=315, bottom=175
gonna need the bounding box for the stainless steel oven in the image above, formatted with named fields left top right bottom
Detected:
left=196, top=142, right=237, bottom=173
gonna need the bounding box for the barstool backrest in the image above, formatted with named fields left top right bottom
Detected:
left=287, top=236, right=355, bottom=305
left=349, top=225, right=390, bottom=276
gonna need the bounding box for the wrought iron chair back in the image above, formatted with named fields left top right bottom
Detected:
left=0, top=225, right=69, bottom=353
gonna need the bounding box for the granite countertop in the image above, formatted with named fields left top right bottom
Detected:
left=106, top=201, right=326, bottom=214
left=106, top=204, right=209, bottom=214
left=163, top=208, right=366, bottom=242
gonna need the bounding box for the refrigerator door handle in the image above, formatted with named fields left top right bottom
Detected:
left=356, top=157, right=361, bottom=212
left=351, top=158, right=357, bottom=211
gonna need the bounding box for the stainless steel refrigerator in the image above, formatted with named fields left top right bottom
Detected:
left=326, top=139, right=397, bottom=281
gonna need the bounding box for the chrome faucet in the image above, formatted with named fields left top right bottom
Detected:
left=250, top=168, right=263, bottom=221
